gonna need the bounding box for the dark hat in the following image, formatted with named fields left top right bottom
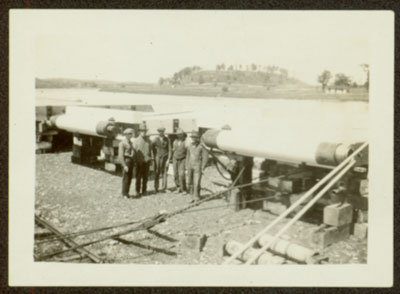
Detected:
left=176, top=128, right=184, bottom=135
left=123, top=128, right=134, bottom=135
left=157, top=127, right=166, bottom=133
left=190, top=131, right=200, bottom=138
left=139, top=123, right=147, bottom=131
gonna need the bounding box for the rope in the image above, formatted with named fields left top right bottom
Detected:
left=179, top=194, right=279, bottom=215
left=202, top=143, right=232, bottom=180
left=36, top=215, right=155, bottom=244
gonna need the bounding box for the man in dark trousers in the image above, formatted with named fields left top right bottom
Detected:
left=186, top=131, right=208, bottom=199
left=118, top=128, right=135, bottom=198
left=152, top=127, right=171, bottom=193
left=172, top=128, right=187, bottom=194
left=133, top=123, right=153, bottom=196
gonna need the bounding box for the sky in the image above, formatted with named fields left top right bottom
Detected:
left=34, top=11, right=372, bottom=85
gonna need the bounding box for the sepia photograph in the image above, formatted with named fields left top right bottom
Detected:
left=9, top=10, right=394, bottom=286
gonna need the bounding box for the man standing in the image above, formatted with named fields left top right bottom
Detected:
left=118, top=128, right=135, bottom=198
left=172, top=128, right=187, bottom=194
left=152, top=127, right=171, bottom=193
left=133, top=123, right=153, bottom=196
left=186, top=131, right=208, bottom=200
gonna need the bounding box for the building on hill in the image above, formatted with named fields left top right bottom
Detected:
left=324, top=85, right=350, bottom=94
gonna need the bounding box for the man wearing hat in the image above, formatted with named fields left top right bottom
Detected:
left=172, top=128, right=187, bottom=193
left=186, top=131, right=208, bottom=199
left=152, top=127, right=171, bottom=193
left=133, top=123, right=153, bottom=196
left=118, top=128, right=135, bottom=198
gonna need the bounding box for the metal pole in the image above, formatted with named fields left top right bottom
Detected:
left=223, top=142, right=367, bottom=265
left=245, top=159, right=356, bottom=265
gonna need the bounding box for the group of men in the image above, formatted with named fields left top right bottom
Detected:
left=118, top=123, right=208, bottom=200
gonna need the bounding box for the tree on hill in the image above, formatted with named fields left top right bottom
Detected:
left=264, top=75, right=271, bottom=87
left=216, top=63, right=226, bottom=71
left=165, top=63, right=294, bottom=87
left=317, top=70, right=332, bottom=91
left=172, top=72, right=181, bottom=85
left=360, top=63, right=369, bottom=90
left=334, top=73, right=351, bottom=88
left=279, top=68, right=288, bottom=82
left=198, top=75, right=205, bottom=85
left=266, top=66, right=274, bottom=75
left=192, top=66, right=202, bottom=72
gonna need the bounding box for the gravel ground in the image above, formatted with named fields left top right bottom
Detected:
left=35, top=152, right=367, bottom=264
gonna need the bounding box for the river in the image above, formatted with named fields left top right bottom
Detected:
left=36, top=88, right=368, bottom=143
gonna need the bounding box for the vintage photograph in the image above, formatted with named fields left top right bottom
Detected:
left=9, top=10, right=394, bottom=286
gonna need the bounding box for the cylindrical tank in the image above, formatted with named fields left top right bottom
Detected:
left=202, top=129, right=354, bottom=167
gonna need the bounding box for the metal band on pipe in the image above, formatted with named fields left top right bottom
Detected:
left=201, top=129, right=221, bottom=149
left=315, top=142, right=353, bottom=165
left=95, top=121, right=119, bottom=137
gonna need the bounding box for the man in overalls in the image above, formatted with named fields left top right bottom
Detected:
left=186, top=131, right=208, bottom=199
left=152, top=127, right=171, bottom=193
left=118, top=128, right=135, bottom=198
left=172, top=128, right=187, bottom=193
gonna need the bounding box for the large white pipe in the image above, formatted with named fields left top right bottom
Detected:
left=202, top=129, right=355, bottom=167
left=50, top=114, right=118, bottom=137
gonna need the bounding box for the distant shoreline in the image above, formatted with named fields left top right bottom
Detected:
left=35, top=84, right=369, bottom=102
left=35, top=76, right=369, bottom=102
left=97, top=84, right=369, bottom=102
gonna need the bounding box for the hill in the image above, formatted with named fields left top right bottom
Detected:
left=159, top=65, right=302, bottom=88
left=35, top=66, right=368, bottom=101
